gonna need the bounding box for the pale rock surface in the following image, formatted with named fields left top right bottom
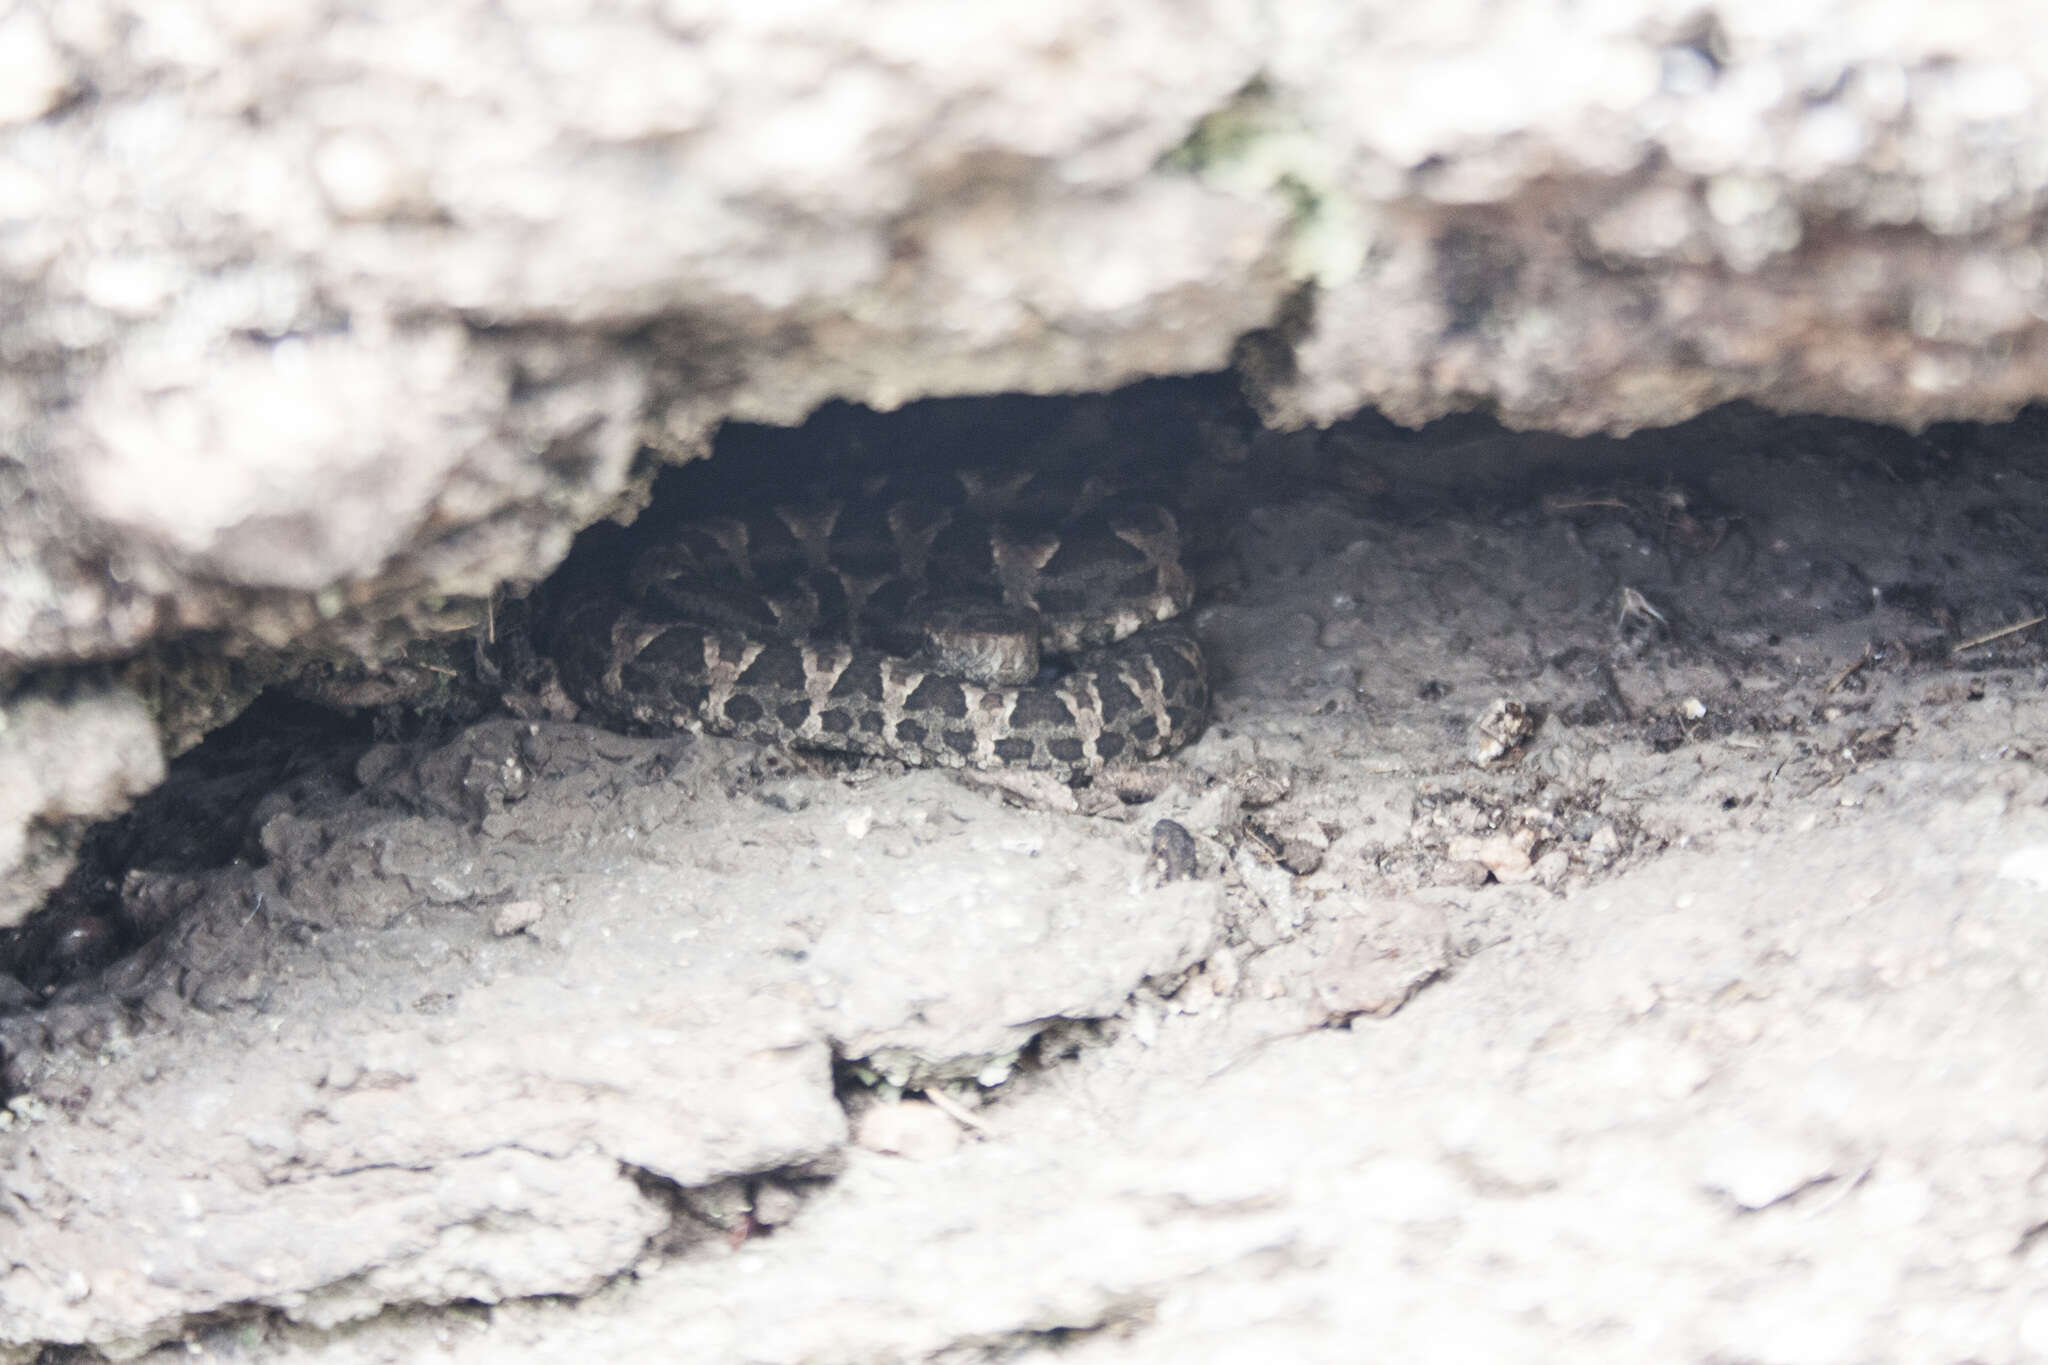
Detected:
left=9, top=1, right=2048, bottom=920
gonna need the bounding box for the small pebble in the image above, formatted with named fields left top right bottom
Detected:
left=1446, top=831, right=1536, bottom=883
left=491, top=900, right=545, bottom=937
left=1149, top=819, right=1199, bottom=883
left=1435, top=858, right=1492, bottom=889
left=750, top=1181, right=804, bottom=1227
left=1471, top=698, right=1537, bottom=765
left=1531, top=848, right=1571, bottom=887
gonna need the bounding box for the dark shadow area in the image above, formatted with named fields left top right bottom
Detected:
left=0, top=693, right=370, bottom=1005
left=7, top=379, right=2046, bottom=1038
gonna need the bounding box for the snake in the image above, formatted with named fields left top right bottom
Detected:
left=542, top=465, right=1209, bottom=779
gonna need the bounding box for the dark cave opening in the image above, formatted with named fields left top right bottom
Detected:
left=5, top=379, right=2047, bottom=1059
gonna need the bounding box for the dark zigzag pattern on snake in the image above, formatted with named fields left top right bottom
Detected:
left=544, top=471, right=1209, bottom=778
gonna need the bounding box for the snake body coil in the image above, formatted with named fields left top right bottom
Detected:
left=545, top=467, right=1209, bottom=778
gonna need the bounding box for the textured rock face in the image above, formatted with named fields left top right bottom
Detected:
left=0, top=730, right=1222, bottom=1351
left=0, top=0, right=1284, bottom=678
left=5, top=0, right=2048, bottom=921
left=1246, top=3, right=2048, bottom=433
left=0, top=684, right=163, bottom=925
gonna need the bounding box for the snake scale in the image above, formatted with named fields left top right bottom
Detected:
left=543, top=464, right=1209, bottom=779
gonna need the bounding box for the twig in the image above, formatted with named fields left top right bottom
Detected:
left=1823, top=649, right=1869, bottom=695
left=916, top=1084, right=998, bottom=1138
left=1617, top=586, right=1666, bottom=628
left=1951, top=614, right=2047, bottom=656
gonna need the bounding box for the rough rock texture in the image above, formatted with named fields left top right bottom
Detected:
left=8, top=394, right=2048, bottom=1359
left=10, top=5, right=2048, bottom=1354
left=9, top=1, right=2048, bottom=921
left=0, top=682, right=162, bottom=926
left=0, top=1, right=1281, bottom=677
left=9, top=1, right=2048, bottom=665
left=0, top=721, right=1221, bottom=1351
left=1240, top=3, right=2048, bottom=434
left=182, top=780, right=2048, bottom=1365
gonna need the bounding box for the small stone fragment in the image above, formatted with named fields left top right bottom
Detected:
left=1233, top=763, right=1292, bottom=809
left=1471, top=698, right=1537, bottom=765
left=1282, top=820, right=1330, bottom=874
left=1446, top=830, right=1537, bottom=883
left=1280, top=841, right=1323, bottom=876
left=1254, top=818, right=1329, bottom=875
left=749, top=1180, right=804, bottom=1227
left=1149, top=818, right=1200, bottom=883
left=491, top=899, right=545, bottom=936
left=1531, top=848, right=1570, bottom=887
left=1481, top=830, right=1537, bottom=882
left=678, top=1178, right=754, bottom=1233
left=1435, top=856, right=1493, bottom=889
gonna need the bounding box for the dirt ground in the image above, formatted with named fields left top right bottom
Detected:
left=6, top=386, right=2048, bottom=1363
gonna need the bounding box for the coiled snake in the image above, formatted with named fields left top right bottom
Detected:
left=544, top=466, right=1208, bottom=779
